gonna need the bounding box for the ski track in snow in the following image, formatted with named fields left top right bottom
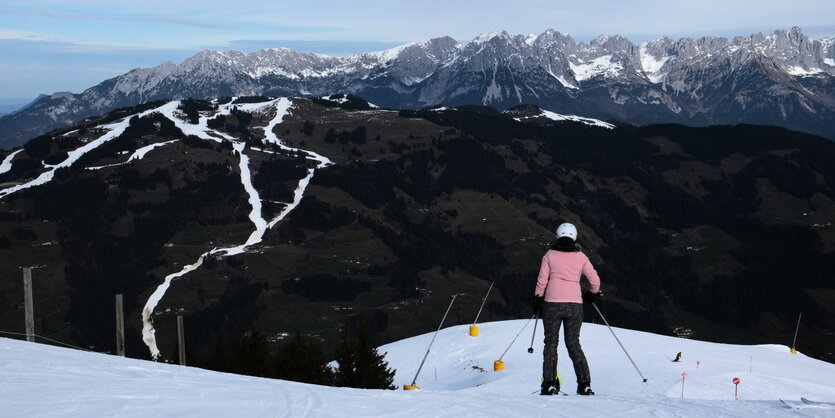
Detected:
left=141, top=253, right=212, bottom=359
left=141, top=98, right=334, bottom=359
left=0, top=105, right=166, bottom=200
left=0, top=149, right=23, bottom=174
left=87, top=139, right=179, bottom=170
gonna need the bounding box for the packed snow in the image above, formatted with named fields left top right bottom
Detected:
left=514, top=109, right=615, bottom=129
left=2, top=319, right=834, bottom=417
left=141, top=253, right=212, bottom=359
left=0, top=149, right=23, bottom=174
left=87, top=140, right=179, bottom=170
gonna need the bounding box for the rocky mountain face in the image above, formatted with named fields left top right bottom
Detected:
left=1, top=27, right=833, bottom=149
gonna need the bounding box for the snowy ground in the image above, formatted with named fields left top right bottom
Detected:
left=2, top=319, right=834, bottom=417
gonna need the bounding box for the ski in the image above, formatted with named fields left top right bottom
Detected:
left=779, top=399, right=800, bottom=409
left=801, top=397, right=835, bottom=406
left=780, top=399, right=835, bottom=410
left=531, top=390, right=568, bottom=396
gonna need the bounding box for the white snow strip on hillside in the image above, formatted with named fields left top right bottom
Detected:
left=141, top=98, right=335, bottom=358
left=268, top=168, right=315, bottom=229
left=87, top=140, right=179, bottom=170
left=129, top=139, right=179, bottom=161
left=825, top=58, right=835, bottom=66
left=258, top=98, right=332, bottom=228
left=0, top=105, right=166, bottom=200
left=4, top=319, right=835, bottom=417
left=515, top=109, right=615, bottom=129
left=157, top=101, right=236, bottom=143
left=261, top=98, right=334, bottom=167
left=316, top=96, right=381, bottom=108
left=0, top=149, right=22, bottom=174
left=218, top=143, right=268, bottom=257
left=139, top=101, right=249, bottom=358
left=320, top=95, right=351, bottom=104
left=141, top=252, right=213, bottom=359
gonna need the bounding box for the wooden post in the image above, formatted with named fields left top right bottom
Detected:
left=177, top=314, right=186, bottom=366
left=23, top=268, right=34, bottom=342
left=115, top=294, right=125, bottom=356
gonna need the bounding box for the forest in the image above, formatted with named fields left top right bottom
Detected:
left=0, top=98, right=833, bottom=375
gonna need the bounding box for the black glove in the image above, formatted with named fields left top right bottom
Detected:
left=582, top=291, right=601, bottom=304
left=532, top=295, right=544, bottom=317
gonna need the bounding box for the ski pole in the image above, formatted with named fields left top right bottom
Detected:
left=472, top=281, right=494, bottom=326
left=498, top=315, right=535, bottom=362
left=791, top=312, right=802, bottom=354
left=591, top=302, right=647, bottom=382
left=407, top=294, right=457, bottom=389
left=527, top=315, right=539, bottom=353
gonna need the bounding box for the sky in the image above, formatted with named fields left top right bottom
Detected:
left=1, top=0, right=835, bottom=107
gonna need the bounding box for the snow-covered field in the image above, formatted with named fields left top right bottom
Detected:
left=2, top=319, right=834, bottom=417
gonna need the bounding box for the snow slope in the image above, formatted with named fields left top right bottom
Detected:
left=511, top=108, right=616, bottom=129
left=2, top=319, right=834, bottom=417
left=0, top=149, right=22, bottom=174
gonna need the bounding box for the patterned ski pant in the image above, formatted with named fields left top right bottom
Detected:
left=541, top=302, right=590, bottom=384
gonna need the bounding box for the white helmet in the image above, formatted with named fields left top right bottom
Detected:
left=556, top=223, right=577, bottom=241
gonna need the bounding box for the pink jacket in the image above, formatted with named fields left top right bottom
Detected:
left=535, top=250, right=601, bottom=303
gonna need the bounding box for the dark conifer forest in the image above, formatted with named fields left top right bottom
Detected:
left=1, top=97, right=833, bottom=383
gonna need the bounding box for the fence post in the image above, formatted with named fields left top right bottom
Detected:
left=23, top=268, right=34, bottom=342
left=177, top=315, right=186, bottom=366
left=115, top=294, right=125, bottom=356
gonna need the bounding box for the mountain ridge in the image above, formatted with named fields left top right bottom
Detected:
left=1, top=26, right=834, bottom=149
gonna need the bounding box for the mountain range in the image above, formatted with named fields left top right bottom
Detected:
left=1, top=26, right=833, bottom=149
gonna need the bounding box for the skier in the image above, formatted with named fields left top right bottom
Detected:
left=672, top=352, right=682, bottom=362
left=533, top=223, right=601, bottom=396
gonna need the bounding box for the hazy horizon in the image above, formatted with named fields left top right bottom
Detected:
left=2, top=0, right=834, bottom=103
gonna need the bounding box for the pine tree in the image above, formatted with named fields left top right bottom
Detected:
left=202, top=330, right=272, bottom=378
left=335, top=324, right=395, bottom=389
left=275, top=332, right=334, bottom=385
